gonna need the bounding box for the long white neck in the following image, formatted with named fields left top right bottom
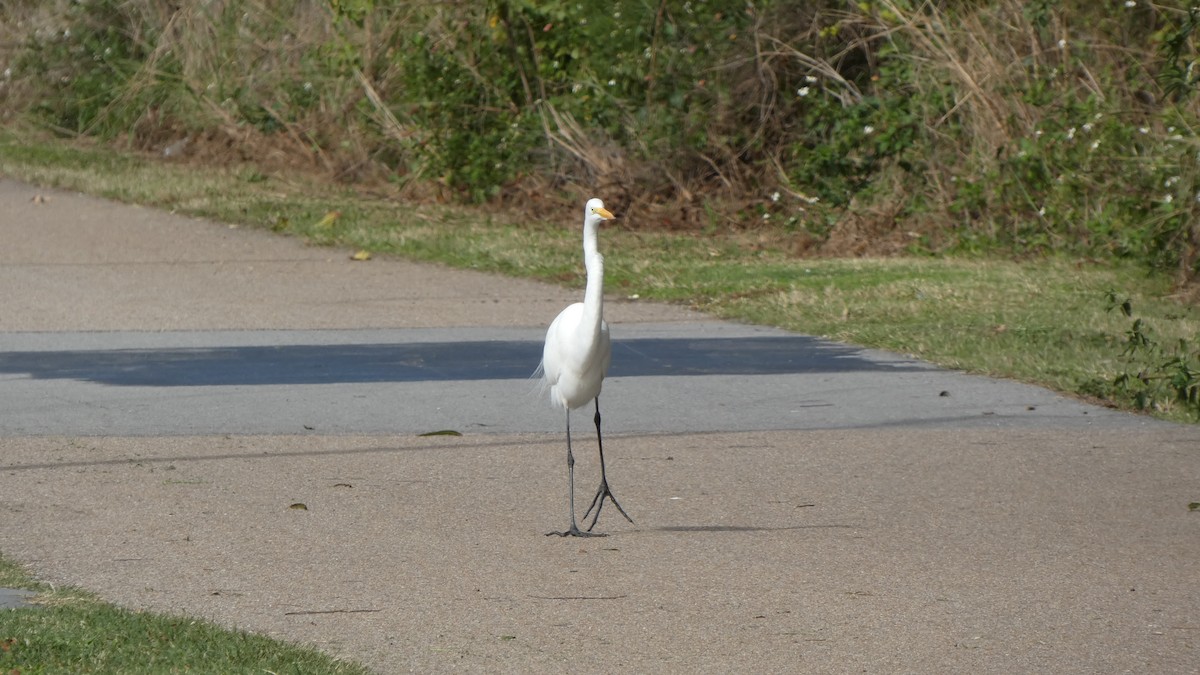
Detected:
left=581, top=218, right=604, bottom=335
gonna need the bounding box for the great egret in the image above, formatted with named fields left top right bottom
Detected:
left=540, top=197, right=634, bottom=537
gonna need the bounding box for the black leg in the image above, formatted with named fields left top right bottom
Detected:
left=547, top=408, right=605, bottom=537
left=582, top=397, right=634, bottom=531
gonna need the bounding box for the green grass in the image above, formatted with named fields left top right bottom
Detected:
left=1, top=127, right=1197, bottom=422
left=0, top=554, right=371, bottom=674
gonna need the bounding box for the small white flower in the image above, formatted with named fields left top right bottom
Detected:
left=571, top=83, right=582, bottom=93
left=762, top=213, right=770, bottom=220
left=797, top=86, right=810, bottom=97
left=2, top=68, right=10, bottom=79
left=1066, top=127, right=1076, bottom=140
left=1082, top=122, right=1093, bottom=133
left=805, top=196, right=820, bottom=204
left=863, top=125, right=875, bottom=135
left=805, top=75, right=818, bottom=84
left=302, top=81, right=312, bottom=91
left=1163, top=194, right=1174, bottom=204
left=1035, top=129, right=1043, bottom=137
left=1124, top=0, right=1136, bottom=7
left=1057, top=39, right=1067, bottom=48
left=1038, top=207, right=1047, bottom=217
left=607, top=79, right=616, bottom=86
left=1138, top=127, right=1150, bottom=134
left=1165, top=176, right=1181, bottom=187
left=770, top=191, right=781, bottom=202
left=1090, top=140, right=1100, bottom=150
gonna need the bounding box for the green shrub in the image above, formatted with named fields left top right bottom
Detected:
left=393, top=0, right=755, bottom=201
left=17, top=0, right=178, bottom=136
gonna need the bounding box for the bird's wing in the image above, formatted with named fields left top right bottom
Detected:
left=541, top=302, right=585, bottom=387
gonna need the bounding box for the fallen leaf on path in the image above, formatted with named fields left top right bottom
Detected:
left=350, top=250, right=372, bottom=261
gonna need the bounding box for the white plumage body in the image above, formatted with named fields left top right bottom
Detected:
left=542, top=302, right=611, bottom=410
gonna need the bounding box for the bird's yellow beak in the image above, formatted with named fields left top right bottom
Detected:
left=593, top=207, right=615, bottom=219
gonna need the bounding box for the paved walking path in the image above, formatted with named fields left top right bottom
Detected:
left=1, top=178, right=1197, bottom=673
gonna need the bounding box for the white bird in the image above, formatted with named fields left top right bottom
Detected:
left=540, top=197, right=634, bottom=537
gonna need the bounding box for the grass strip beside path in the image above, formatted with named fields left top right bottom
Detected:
left=0, top=553, right=371, bottom=674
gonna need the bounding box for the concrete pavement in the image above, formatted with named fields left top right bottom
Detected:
left=1, top=178, right=1197, bottom=673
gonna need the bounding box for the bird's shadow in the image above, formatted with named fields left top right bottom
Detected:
left=639, top=523, right=853, bottom=534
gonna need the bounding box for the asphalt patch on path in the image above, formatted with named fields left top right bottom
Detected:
left=0, top=335, right=923, bottom=386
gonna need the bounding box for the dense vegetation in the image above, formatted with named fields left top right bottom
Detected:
left=2, top=0, right=1198, bottom=282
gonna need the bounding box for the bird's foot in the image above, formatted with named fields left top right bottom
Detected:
left=546, top=525, right=608, bottom=538
left=582, top=478, right=634, bottom=532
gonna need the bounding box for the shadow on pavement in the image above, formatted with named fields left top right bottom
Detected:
left=0, top=336, right=924, bottom=387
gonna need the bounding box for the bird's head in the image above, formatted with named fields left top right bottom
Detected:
left=584, top=197, right=614, bottom=224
